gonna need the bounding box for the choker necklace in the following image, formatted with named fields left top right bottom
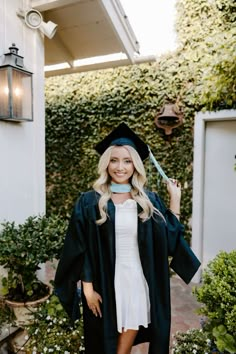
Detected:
left=110, top=183, right=132, bottom=193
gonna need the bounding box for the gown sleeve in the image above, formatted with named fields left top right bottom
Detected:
left=152, top=192, right=201, bottom=284
left=54, top=193, right=91, bottom=321
left=80, top=251, right=94, bottom=282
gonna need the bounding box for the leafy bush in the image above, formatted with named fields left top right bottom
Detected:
left=193, top=251, right=236, bottom=353
left=212, top=325, right=236, bottom=354
left=24, top=294, right=84, bottom=353
left=0, top=215, right=68, bottom=301
left=172, top=328, right=213, bottom=353
left=172, top=251, right=236, bottom=353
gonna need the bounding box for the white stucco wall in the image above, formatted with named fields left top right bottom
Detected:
left=192, top=109, right=236, bottom=282
left=0, top=0, right=46, bottom=224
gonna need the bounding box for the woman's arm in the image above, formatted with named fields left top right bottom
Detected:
left=166, top=179, right=181, bottom=220
left=82, top=281, right=102, bottom=318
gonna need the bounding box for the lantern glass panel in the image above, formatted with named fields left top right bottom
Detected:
left=0, top=68, right=10, bottom=118
left=12, top=69, right=32, bottom=120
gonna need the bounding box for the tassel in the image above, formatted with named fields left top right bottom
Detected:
left=148, top=145, right=170, bottom=182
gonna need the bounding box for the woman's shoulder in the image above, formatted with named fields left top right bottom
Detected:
left=76, top=190, right=100, bottom=207
left=144, top=189, right=158, bottom=201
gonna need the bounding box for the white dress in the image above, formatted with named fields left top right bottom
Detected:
left=114, top=199, right=151, bottom=333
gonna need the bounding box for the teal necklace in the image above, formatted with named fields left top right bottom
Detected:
left=110, top=183, right=131, bottom=193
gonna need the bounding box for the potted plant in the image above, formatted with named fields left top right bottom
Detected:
left=0, top=214, right=67, bottom=325
left=0, top=298, right=12, bottom=333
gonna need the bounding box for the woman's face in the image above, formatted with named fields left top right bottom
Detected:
left=108, top=146, right=134, bottom=184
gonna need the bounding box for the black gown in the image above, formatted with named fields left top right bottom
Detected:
left=54, top=190, right=201, bottom=354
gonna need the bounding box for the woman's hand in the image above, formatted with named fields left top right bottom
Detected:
left=82, top=282, right=102, bottom=317
left=167, top=179, right=181, bottom=219
left=167, top=179, right=181, bottom=201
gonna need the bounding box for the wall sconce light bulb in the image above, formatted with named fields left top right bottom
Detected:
left=4, top=87, right=9, bottom=95
left=14, top=87, right=21, bottom=96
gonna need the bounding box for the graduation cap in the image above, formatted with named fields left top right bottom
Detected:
left=95, top=122, right=170, bottom=181
left=95, top=122, right=149, bottom=161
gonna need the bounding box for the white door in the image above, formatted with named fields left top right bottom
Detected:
left=202, top=120, right=236, bottom=267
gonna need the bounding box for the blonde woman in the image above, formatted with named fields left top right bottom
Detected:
left=55, top=123, right=200, bottom=354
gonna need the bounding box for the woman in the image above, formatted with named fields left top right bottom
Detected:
left=55, top=123, right=200, bottom=354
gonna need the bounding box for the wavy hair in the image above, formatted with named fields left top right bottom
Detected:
left=93, top=145, right=163, bottom=225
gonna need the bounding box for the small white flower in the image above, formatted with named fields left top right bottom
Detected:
left=24, top=335, right=29, bottom=340
left=43, top=347, right=48, bottom=352
left=46, top=315, right=51, bottom=320
left=192, top=350, right=197, bottom=354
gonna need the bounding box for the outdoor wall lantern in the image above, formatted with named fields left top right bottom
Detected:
left=155, top=103, right=183, bottom=135
left=0, top=44, right=33, bottom=122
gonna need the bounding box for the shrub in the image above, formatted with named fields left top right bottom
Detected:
left=193, top=251, right=236, bottom=353
left=24, top=294, right=84, bottom=353
left=0, top=215, right=68, bottom=302
left=172, top=328, right=213, bottom=353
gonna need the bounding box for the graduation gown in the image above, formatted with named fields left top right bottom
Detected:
left=54, top=190, right=201, bottom=354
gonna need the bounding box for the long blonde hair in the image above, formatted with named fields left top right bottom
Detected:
left=93, top=145, right=161, bottom=225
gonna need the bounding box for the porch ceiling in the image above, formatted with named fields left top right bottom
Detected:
left=32, top=0, right=142, bottom=76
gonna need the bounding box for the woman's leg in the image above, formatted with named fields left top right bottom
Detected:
left=117, top=329, right=138, bottom=354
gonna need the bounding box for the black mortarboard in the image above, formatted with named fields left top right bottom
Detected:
left=95, top=122, right=149, bottom=161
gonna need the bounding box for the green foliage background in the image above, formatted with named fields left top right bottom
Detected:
left=45, top=0, right=236, bottom=242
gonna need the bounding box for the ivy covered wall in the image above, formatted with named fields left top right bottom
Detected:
left=175, top=0, right=236, bottom=108
left=45, top=0, right=235, bottom=242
